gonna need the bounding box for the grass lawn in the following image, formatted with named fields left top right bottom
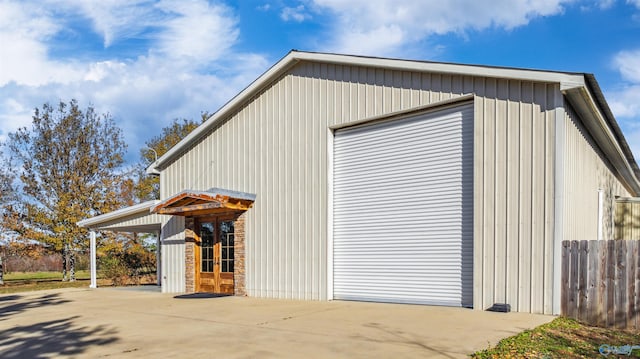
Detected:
left=4, top=270, right=90, bottom=281
left=1, top=270, right=156, bottom=294
left=472, top=317, right=640, bottom=358
left=0, top=279, right=95, bottom=294
left=0, top=270, right=100, bottom=294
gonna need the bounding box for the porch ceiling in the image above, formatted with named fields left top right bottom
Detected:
left=77, top=200, right=162, bottom=233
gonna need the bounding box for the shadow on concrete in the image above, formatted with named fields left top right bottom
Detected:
left=0, top=295, right=22, bottom=302
left=0, top=293, right=70, bottom=321
left=174, top=292, right=231, bottom=299
left=351, top=322, right=459, bottom=359
left=0, top=315, right=119, bottom=358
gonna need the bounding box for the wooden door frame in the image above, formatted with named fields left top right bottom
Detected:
left=193, top=214, right=236, bottom=293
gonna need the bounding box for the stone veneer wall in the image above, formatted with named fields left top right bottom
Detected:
left=184, top=217, right=196, bottom=293
left=233, top=212, right=247, bottom=296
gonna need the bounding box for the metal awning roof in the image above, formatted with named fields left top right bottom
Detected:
left=77, top=200, right=162, bottom=233
left=151, top=188, right=256, bottom=216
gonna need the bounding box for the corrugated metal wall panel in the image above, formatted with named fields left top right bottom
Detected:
left=333, top=104, right=473, bottom=306
left=472, top=79, right=557, bottom=314
left=160, top=215, right=185, bottom=293
left=563, top=103, right=631, bottom=241
left=157, top=61, right=559, bottom=313
left=615, top=200, right=640, bottom=239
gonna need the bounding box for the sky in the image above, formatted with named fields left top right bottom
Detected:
left=1, top=0, right=640, bottom=164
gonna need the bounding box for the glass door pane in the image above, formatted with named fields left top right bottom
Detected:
left=200, top=222, right=215, bottom=272
left=219, top=220, right=235, bottom=273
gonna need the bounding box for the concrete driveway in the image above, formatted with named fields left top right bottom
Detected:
left=0, top=287, right=553, bottom=358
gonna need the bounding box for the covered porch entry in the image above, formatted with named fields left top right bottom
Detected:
left=151, top=188, right=255, bottom=296
left=77, top=200, right=164, bottom=288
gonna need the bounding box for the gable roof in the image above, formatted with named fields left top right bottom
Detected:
left=146, top=50, right=640, bottom=193
left=151, top=188, right=256, bottom=216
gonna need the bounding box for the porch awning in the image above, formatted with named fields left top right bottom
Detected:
left=77, top=200, right=162, bottom=233
left=151, top=188, right=256, bottom=217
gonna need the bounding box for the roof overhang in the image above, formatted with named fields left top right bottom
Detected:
left=146, top=50, right=587, bottom=174
left=77, top=200, right=162, bottom=233
left=563, top=81, right=640, bottom=195
left=143, top=50, right=640, bottom=195
left=151, top=188, right=256, bottom=217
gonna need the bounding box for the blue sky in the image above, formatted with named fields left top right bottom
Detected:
left=1, top=0, right=640, bottom=164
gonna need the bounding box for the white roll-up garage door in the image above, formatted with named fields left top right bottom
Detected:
left=333, top=103, right=473, bottom=307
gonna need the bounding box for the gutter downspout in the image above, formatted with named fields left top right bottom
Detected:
left=597, top=189, right=604, bottom=241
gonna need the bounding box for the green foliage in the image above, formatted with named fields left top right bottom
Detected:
left=134, top=117, right=204, bottom=201
left=0, top=147, right=16, bottom=236
left=472, top=317, right=640, bottom=358
left=2, top=99, right=127, bottom=280
left=98, top=256, right=129, bottom=286
left=99, top=236, right=156, bottom=286
left=0, top=150, right=14, bottom=204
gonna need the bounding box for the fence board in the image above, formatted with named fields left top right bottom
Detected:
left=561, top=240, right=639, bottom=330
left=587, top=241, right=598, bottom=325
left=628, top=240, right=637, bottom=329
left=615, top=240, right=627, bottom=329
left=607, top=240, right=615, bottom=327
left=561, top=241, right=569, bottom=316
left=568, top=241, right=579, bottom=319
left=636, top=243, right=640, bottom=330
left=578, top=240, right=588, bottom=322
left=598, top=240, right=607, bottom=327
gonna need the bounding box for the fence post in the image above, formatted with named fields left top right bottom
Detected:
left=0, top=256, right=3, bottom=285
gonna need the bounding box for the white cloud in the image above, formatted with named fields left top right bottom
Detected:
left=609, top=85, right=640, bottom=118
left=71, top=0, right=158, bottom=47
left=0, top=1, right=85, bottom=86
left=309, top=0, right=571, bottom=55
left=280, top=5, right=311, bottom=22
left=609, top=49, right=640, bottom=119
left=0, top=0, right=268, bottom=164
left=596, top=0, right=616, bottom=9
left=615, top=49, right=640, bottom=83
left=257, top=4, right=271, bottom=11
left=153, top=0, right=239, bottom=63
left=607, top=48, right=640, bottom=161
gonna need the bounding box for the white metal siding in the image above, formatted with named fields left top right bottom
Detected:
left=563, top=103, right=631, bottom=241
left=159, top=61, right=559, bottom=313
left=160, top=215, right=186, bottom=293
left=333, top=104, right=474, bottom=306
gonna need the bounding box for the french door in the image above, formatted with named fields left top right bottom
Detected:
left=195, top=216, right=235, bottom=294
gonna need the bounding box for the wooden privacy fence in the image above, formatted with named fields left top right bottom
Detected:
left=561, top=240, right=640, bottom=330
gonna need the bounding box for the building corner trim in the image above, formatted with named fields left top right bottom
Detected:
left=552, top=95, right=565, bottom=315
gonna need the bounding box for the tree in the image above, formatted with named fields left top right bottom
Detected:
left=1, top=142, right=18, bottom=284
left=134, top=116, right=205, bottom=200
left=3, top=99, right=127, bottom=281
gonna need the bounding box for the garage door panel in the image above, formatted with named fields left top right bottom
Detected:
left=333, top=104, right=473, bottom=307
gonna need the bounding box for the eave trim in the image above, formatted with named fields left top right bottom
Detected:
left=147, top=50, right=587, bottom=173
left=76, top=200, right=161, bottom=228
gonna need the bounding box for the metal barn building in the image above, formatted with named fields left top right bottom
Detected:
left=78, top=51, right=640, bottom=315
